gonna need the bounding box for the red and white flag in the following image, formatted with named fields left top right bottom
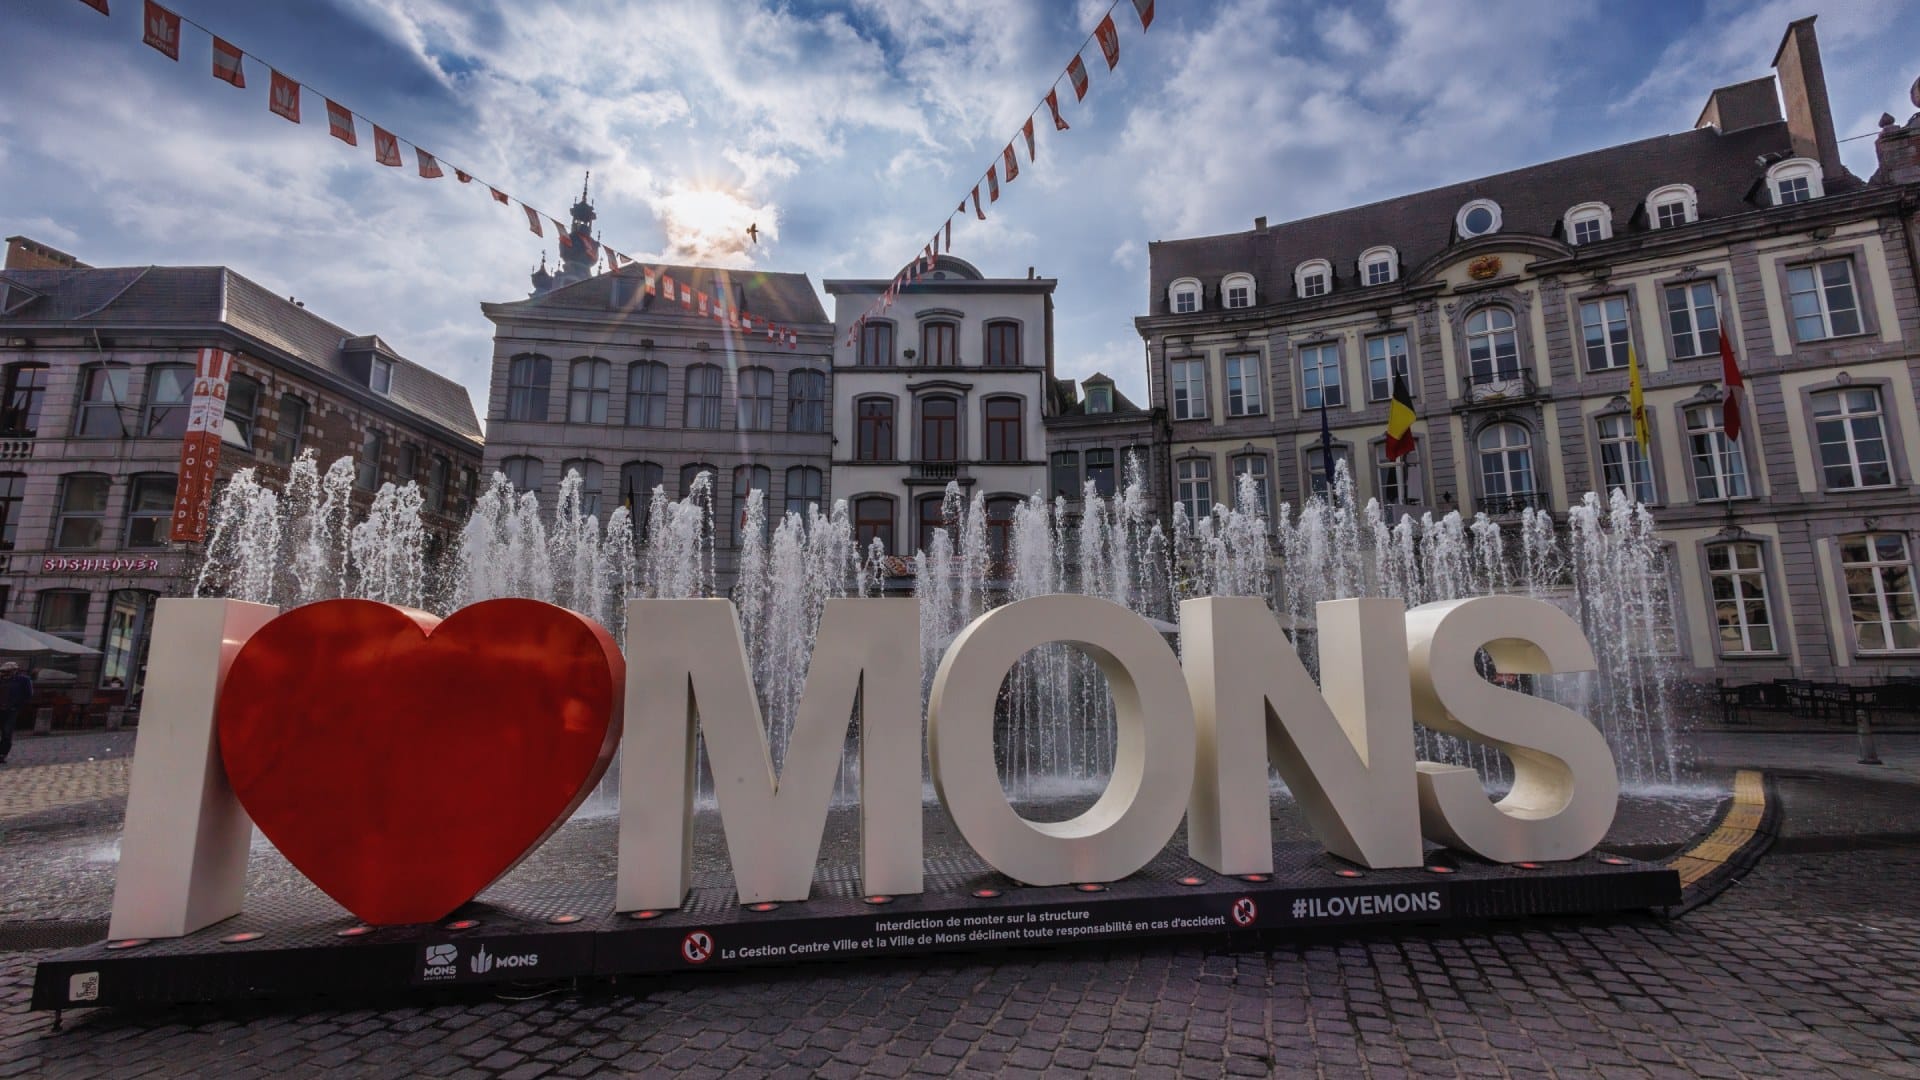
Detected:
left=987, top=164, right=999, bottom=202
left=326, top=99, right=356, bottom=144
left=971, top=186, right=985, bottom=220
left=679, top=284, right=692, bottom=310
left=943, top=218, right=952, bottom=252
left=1132, top=0, right=1155, bottom=30
left=697, top=292, right=709, bottom=317
left=1002, top=143, right=1019, bottom=183
left=659, top=272, right=676, bottom=301
left=269, top=71, right=300, bottom=123
left=1046, top=88, right=1070, bottom=130
left=77, top=0, right=110, bottom=15
left=373, top=126, right=402, bottom=166
left=1095, top=14, right=1120, bottom=69
left=555, top=224, right=573, bottom=248
left=489, top=187, right=510, bottom=205
left=212, top=38, right=245, bottom=87
left=1022, top=117, right=1036, bottom=161
left=416, top=148, right=444, bottom=179
left=1066, top=55, right=1089, bottom=100
left=1718, top=314, right=1745, bottom=443
left=523, top=205, right=543, bottom=236
left=143, top=2, right=180, bottom=60
left=454, top=168, right=472, bottom=183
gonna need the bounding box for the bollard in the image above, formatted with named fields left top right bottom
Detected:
left=1857, top=707, right=1882, bottom=766
left=106, top=706, right=125, bottom=732
left=33, top=707, right=52, bottom=735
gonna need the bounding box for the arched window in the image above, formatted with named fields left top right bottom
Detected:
left=75, top=363, right=130, bottom=438
left=1646, top=183, right=1698, bottom=229
left=501, top=455, right=542, bottom=494
left=919, top=395, right=960, bottom=461
left=270, top=393, right=307, bottom=465
left=1477, top=424, right=1536, bottom=509
left=626, top=361, right=668, bottom=426
left=732, top=464, right=771, bottom=543
left=568, top=358, right=611, bottom=423
left=684, top=364, right=724, bottom=429
left=853, top=495, right=895, bottom=554
left=124, top=473, right=177, bottom=548
left=784, top=466, right=823, bottom=522
left=1456, top=199, right=1502, bottom=237
left=0, top=472, right=24, bottom=550
left=984, top=320, right=1022, bottom=366
left=1465, top=307, right=1520, bottom=381
left=506, top=354, right=551, bottom=422
left=620, top=461, right=664, bottom=533
left=788, top=369, right=826, bottom=432
left=680, top=462, right=717, bottom=499
left=1359, top=246, right=1398, bottom=286
left=1168, top=277, right=1201, bottom=314
left=983, top=397, right=1023, bottom=461
left=1563, top=201, right=1612, bottom=246
left=736, top=367, right=774, bottom=430
left=142, top=363, right=193, bottom=438
left=921, top=321, right=958, bottom=367
left=1, top=362, right=48, bottom=437
left=1221, top=273, right=1255, bottom=309
left=1294, top=259, right=1332, bottom=299
left=560, top=458, right=604, bottom=516
left=855, top=397, right=895, bottom=462
left=985, top=495, right=1020, bottom=568
left=859, top=321, right=895, bottom=366
left=55, top=472, right=111, bottom=549
left=1767, top=157, right=1823, bottom=206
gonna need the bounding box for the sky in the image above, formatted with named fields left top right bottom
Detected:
left=3, top=0, right=1918, bottom=425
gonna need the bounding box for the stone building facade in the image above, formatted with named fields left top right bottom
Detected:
left=1043, top=371, right=1164, bottom=513
left=1137, top=18, right=1920, bottom=685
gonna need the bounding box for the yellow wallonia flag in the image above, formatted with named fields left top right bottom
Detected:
left=1627, top=343, right=1650, bottom=448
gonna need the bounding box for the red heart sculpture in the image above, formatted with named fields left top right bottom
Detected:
left=217, top=598, right=623, bottom=925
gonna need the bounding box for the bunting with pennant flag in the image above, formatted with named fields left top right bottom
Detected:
left=1067, top=55, right=1090, bottom=100
left=142, top=1, right=180, bottom=60
left=1002, top=143, right=1019, bottom=182
left=1132, top=0, right=1155, bottom=29
left=415, top=148, right=443, bottom=179
left=1095, top=14, right=1120, bottom=69
left=326, top=99, right=356, bottom=144
left=269, top=71, right=300, bottom=123
left=987, top=164, right=1000, bottom=202
left=77, top=0, right=110, bottom=14
left=373, top=126, right=402, bottom=166
left=1021, top=117, right=1036, bottom=161
left=211, top=37, right=245, bottom=87
left=1046, top=88, right=1070, bottom=130
left=522, top=205, right=542, bottom=236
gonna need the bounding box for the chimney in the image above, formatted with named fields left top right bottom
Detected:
left=1694, top=77, right=1782, bottom=133
left=1253, top=216, right=1269, bottom=233
left=1772, top=17, right=1844, bottom=180
left=5, top=235, right=88, bottom=271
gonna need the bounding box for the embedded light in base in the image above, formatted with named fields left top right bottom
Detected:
left=218, top=931, right=265, bottom=944
left=629, top=910, right=663, bottom=921
left=970, top=888, right=1003, bottom=899
left=1598, top=855, right=1631, bottom=866
left=1425, top=865, right=1456, bottom=875
left=549, top=914, right=582, bottom=924
left=1177, top=875, right=1206, bottom=887
left=747, top=902, right=780, bottom=912
left=1075, top=882, right=1107, bottom=893
left=1515, top=862, right=1543, bottom=871
left=1333, top=868, right=1364, bottom=879
left=1239, top=873, right=1270, bottom=883
left=863, top=895, right=894, bottom=905
left=444, top=919, right=480, bottom=931
left=104, top=939, right=150, bottom=951
left=335, top=925, right=373, bottom=938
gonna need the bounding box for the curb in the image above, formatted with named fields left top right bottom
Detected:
left=1661, top=769, right=1778, bottom=917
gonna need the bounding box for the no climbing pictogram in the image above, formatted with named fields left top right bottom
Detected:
left=681, top=930, right=714, bottom=964
left=1231, top=897, right=1257, bottom=928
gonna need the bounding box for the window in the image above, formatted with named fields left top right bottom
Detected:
left=1373, top=442, right=1418, bottom=506
left=1295, top=260, right=1331, bottom=299
left=561, top=459, right=604, bottom=517
left=984, top=321, right=1021, bottom=366
left=0, top=473, right=22, bottom=549
left=427, top=455, right=450, bottom=512
left=1086, top=449, right=1117, bottom=498
left=619, top=361, right=664, bottom=427
left=1787, top=260, right=1862, bottom=341
left=1465, top=307, right=1520, bottom=381
left=1841, top=533, right=1920, bottom=653
left=679, top=463, right=715, bottom=498
left=125, top=474, right=176, bottom=548
left=732, top=465, right=770, bottom=543
left=1684, top=404, right=1748, bottom=500
left=859, top=321, right=895, bottom=366
left=222, top=373, right=261, bottom=450
left=1456, top=199, right=1502, bottom=237
left=76, top=364, right=130, bottom=437
left=36, top=590, right=89, bottom=642
left=1366, top=333, right=1411, bottom=402
left=986, top=496, right=1019, bottom=567
left=142, top=363, right=193, bottom=438
left=1230, top=454, right=1269, bottom=515
left=1579, top=297, right=1631, bottom=371
left=853, top=496, right=894, bottom=554
left=921, top=321, right=958, bottom=367
left=1170, top=359, right=1207, bottom=420
left=270, top=393, right=307, bottom=465
left=621, top=461, right=664, bottom=530
left=357, top=429, right=385, bottom=491
left=1177, top=458, right=1213, bottom=522
left=1224, top=354, right=1264, bottom=417
left=1596, top=414, right=1655, bottom=504
left=1, top=362, right=48, bottom=437
left=785, top=466, right=823, bottom=522
left=855, top=398, right=895, bottom=461
left=685, top=364, right=724, bottom=428
left=503, top=455, right=541, bottom=494
left=1812, top=388, right=1892, bottom=489
left=1767, top=158, right=1823, bottom=206
left=1477, top=424, right=1535, bottom=503
left=1707, top=543, right=1775, bottom=654
left=1572, top=218, right=1601, bottom=246
left=55, top=473, right=110, bottom=549
left=1222, top=273, right=1254, bottom=309
left=1564, top=202, right=1612, bottom=246
left=1646, top=184, right=1697, bottom=228
left=1307, top=446, right=1352, bottom=497
left=568, top=359, right=611, bottom=424
left=736, top=367, right=774, bottom=430
left=1360, top=246, right=1397, bottom=286
left=1300, top=343, right=1342, bottom=409
left=369, top=356, right=393, bottom=396
left=920, top=396, right=959, bottom=461
left=788, top=370, right=826, bottom=432
left=1051, top=451, right=1081, bottom=500
left=1656, top=202, right=1688, bottom=229
left=101, top=589, right=156, bottom=689
left=984, top=398, right=1022, bottom=462
left=917, top=495, right=949, bottom=553
left=1169, top=278, right=1200, bottom=314
left=506, top=355, right=551, bottom=422
left=1086, top=384, right=1113, bottom=414
left=399, top=444, right=419, bottom=484
left=1665, top=281, right=1721, bottom=359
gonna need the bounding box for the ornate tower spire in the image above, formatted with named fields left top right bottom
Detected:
left=556, top=170, right=598, bottom=286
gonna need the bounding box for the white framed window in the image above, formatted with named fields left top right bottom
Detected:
left=1665, top=281, right=1721, bottom=358
left=1708, top=542, right=1775, bottom=654
left=1359, top=245, right=1397, bottom=286
left=1086, top=384, right=1113, bottom=414
left=1373, top=441, right=1419, bottom=507
left=1787, top=259, right=1862, bottom=341
left=1456, top=199, right=1502, bottom=237
left=1169, top=277, right=1201, bottom=314
left=1477, top=424, right=1535, bottom=503
left=1176, top=457, right=1213, bottom=522
left=1295, top=259, right=1331, bottom=299
left=1766, top=157, right=1823, bottom=206
left=1170, top=358, right=1207, bottom=421
left=1564, top=202, right=1613, bottom=246
left=1230, top=454, right=1269, bottom=515
left=1307, top=445, right=1352, bottom=497
left=1685, top=404, right=1748, bottom=501
left=1224, top=354, right=1264, bottom=417
left=370, top=356, right=394, bottom=396
left=1812, top=387, right=1893, bottom=489
left=1841, top=533, right=1920, bottom=653
left=1366, top=332, right=1411, bottom=402
left=1465, top=307, right=1520, bottom=381
left=1579, top=296, right=1631, bottom=371
left=1300, top=343, right=1342, bottom=408
left=568, top=358, right=611, bottom=424
left=1222, top=273, right=1255, bottom=309
left=1646, top=183, right=1698, bottom=228
left=1596, top=414, right=1655, bottom=504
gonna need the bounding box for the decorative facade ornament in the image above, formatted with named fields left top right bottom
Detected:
left=1467, top=255, right=1502, bottom=280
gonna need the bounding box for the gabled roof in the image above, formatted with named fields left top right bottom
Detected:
left=489, top=262, right=830, bottom=327
left=1053, top=372, right=1149, bottom=418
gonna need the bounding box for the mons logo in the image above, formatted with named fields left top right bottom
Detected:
left=468, top=945, right=540, bottom=975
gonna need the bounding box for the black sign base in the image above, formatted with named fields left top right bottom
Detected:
left=32, top=842, right=1678, bottom=1011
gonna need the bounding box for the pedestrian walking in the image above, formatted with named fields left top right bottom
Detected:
left=0, top=660, right=32, bottom=764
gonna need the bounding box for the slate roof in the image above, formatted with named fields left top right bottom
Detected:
left=489, top=262, right=830, bottom=327
left=1052, top=371, right=1149, bottom=418
left=1147, top=120, right=1856, bottom=312
left=0, top=265, right=481, bottom=439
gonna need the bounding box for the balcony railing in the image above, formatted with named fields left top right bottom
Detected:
left=0, top=439, right=31, bottom=461
left=1461, top=369, right=1538, bottom=404
left=908, top=461, right=968, bottom=483
left=1478, top=491, right=1550, bottom=517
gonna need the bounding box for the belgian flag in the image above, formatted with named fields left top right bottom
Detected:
left=1384, top=372, right=1417, bottom=461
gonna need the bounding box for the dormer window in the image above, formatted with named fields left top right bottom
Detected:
left=1564, top=202, right=1612, bottom=246
left=1646, top=183, right=1698, bottom=229
left=1359, top=245, right=1397, bottom=286
left=1222, top=272, right=1255, bottom=309
left=1767, top=158, right=1822, bottom=205
left=1169, top=277, right=1201, bottom=314
left=1295, top=259, right=1332, bottom=299
left=370, top=356, right=393, bottom=395
left=1087, top=384, right=1113, bottom=414
left=1456, top=199, right=1502, bottom=238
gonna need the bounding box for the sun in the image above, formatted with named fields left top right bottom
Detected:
left=655, top=185, right=772, bottom=263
